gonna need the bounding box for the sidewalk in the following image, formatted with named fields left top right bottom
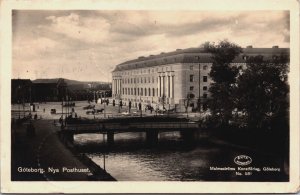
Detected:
left=12, top=119, right=114, bottom=181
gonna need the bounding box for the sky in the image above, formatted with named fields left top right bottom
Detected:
left=12, top=10, right=290, bottom=82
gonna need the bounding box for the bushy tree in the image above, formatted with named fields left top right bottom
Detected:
left=236, top=55, right=289, bottom=129
left=203, top=40, right=242, bottom=126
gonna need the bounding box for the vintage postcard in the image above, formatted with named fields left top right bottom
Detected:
left=1, top=0, right=299, bottom=193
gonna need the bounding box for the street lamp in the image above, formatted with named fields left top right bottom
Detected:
left=18, top=85, right=21, bottom=119
left=198, top=63, right=201, bottom=113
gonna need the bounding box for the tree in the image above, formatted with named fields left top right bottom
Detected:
left=236, top=54, right=289, bottom=129
left=204, top=40, right=242, bottom=126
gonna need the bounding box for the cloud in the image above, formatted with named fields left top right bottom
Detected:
left=12, top=10, right=290, bottom=81
left=44, top=13, right=111, bottom=44
left=13, top=37, right=59, bottom=60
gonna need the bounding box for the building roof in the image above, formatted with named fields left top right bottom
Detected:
left=112, top=46, right=289, bottom=72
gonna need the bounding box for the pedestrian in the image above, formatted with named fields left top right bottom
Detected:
left=43, top=108, right=45, bottom=113
left=129, top=101, right=132, bottom=113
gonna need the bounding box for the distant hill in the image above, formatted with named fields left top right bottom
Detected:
left=33, top=78, right=110, bottom=85
left=33, top=78, right=111, bottom=91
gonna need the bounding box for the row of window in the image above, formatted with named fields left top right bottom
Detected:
left=116, top=63, right=209, bottom=77
left=190, top=65, right=208, bottom=70
left=190, top=86, right=208, bottom=91
left=122, top=77, right=156, bottom=84
left=123, top=87, right=157, bottom=97
left=117, top=66, right=171, bottom=76
left=190, top=75, right=208, bottom=82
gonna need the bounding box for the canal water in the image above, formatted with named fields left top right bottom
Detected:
left=74, top=132, right=287, bottom=181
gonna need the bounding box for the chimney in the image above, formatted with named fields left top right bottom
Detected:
left=272, top=45, right=279, bottom=48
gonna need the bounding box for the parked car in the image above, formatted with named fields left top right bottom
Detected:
left=95, top=108, right=104, bottom=113
left=50, top=109, right=56, bottom=114
left=83, top=105, right=95, bottom=110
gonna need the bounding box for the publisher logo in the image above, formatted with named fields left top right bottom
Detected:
left=234, top=155, right=252, bottom=166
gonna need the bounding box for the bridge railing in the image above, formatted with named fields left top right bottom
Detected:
left=64, top=122, right=199, bottom=131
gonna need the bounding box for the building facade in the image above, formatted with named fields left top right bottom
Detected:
left=112, top=46, right=289, bottom=111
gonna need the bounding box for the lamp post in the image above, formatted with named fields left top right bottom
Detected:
left=104, top=91, right=106, bottom=118
left=29, top=86, right=32, bottom=115
left=103, top=133, right=106, bottom=171
left=18, top=85, right=21, bottom=119
left=198, top=63, right=201, bottom=113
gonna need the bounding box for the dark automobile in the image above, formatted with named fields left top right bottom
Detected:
left=83, top=105, right=95, bottom=110
left=50, top=109, right=56, bottom=114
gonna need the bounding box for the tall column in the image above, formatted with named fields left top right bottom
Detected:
left=115, top=79, right=117, bottom=95
left=159, top=76, right=161, bottom=97
left=111, top=78, right=114, bottom=97
left=119, top=79, right=122, bottom=98
left=114, top=79, right=116, bottom=96
left=118, top=79, right=120, bottom=95
left=117, top=79, right=119, bottom=95
left=162, top=75, right=165, bottom=97
left=118, top=79, right=121, bottom=95
left=172, top=75, right=174, bottom=98
left=167, top=75, right=170, bottom=98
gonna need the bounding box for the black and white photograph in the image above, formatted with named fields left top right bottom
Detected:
left=1, top=0, right=299, bottom=193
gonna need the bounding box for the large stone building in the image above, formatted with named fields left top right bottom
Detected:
left=111, top=46, right=289, bottom=111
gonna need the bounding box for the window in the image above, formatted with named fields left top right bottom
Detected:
left=137, top=88, right=139, bottom=95
left=145, top=88, right=147, bottom=96
left=141, top=88, right=143, bottom=96
left=190, top=65, right=193, bottom=70
left=148, top=88, right=151, bottom=96
left=152, top=88, right=155, bottom=97
left=203, top=65, right=207, bottom=70
left=190, top=75, right=194, bottom=82
left=203, top=93, right=208, bottom=98
left=122, top=88, right=124, bottom=94
left=134, top=88, right=136, bottom=95
left=203, top=76, right=207, bottom=82
left=190, top=86, right=194, bottom=91
left=152, top=77, right=154, bottom=83
left=131, top=88, right=133, bottom=95
left=203, top=86, right=207, bottom=90
left=188, top=93, right=195, bottom=99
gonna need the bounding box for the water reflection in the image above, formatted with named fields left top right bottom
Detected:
left=74, top=132, right=286, bottom=181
